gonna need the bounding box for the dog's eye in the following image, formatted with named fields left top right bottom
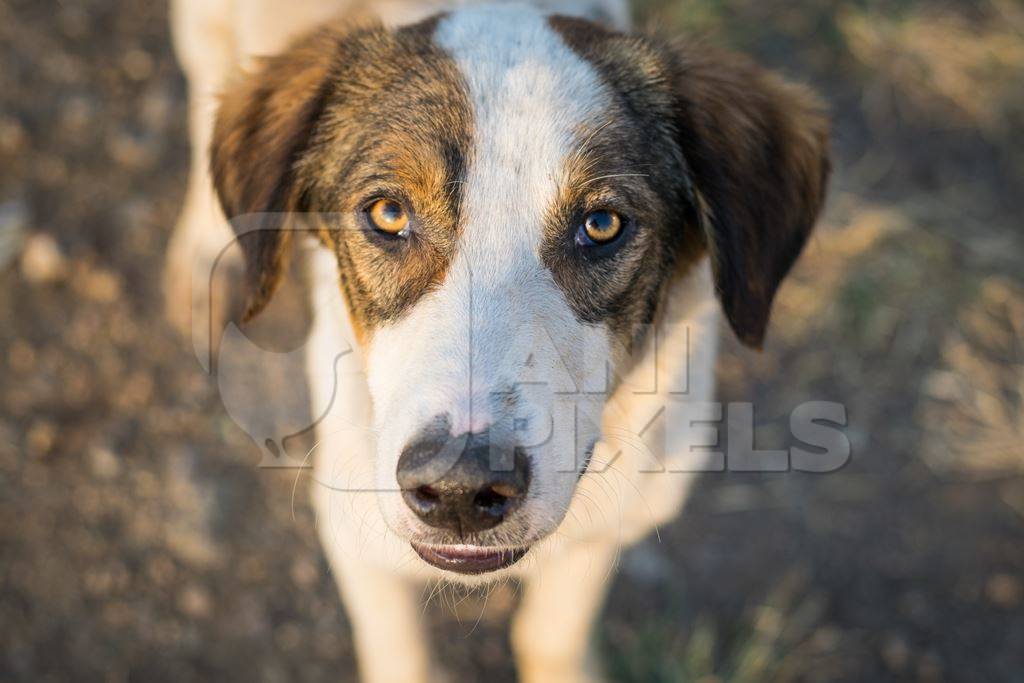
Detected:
left=365, top=198, right=410, bottom=235
left=576, top=209, right=624, bottom=246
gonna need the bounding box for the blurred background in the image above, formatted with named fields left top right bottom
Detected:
left=1, top=0, right=1022, bottom=681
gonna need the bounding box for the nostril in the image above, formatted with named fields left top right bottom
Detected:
left=473, top=485, right=513, bottom=514
left=402, top=484, right=442, bottom=517
left=415, top=485, right=440, bottom=503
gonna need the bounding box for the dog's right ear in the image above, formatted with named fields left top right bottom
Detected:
left=663, top=44, right=831, bottom=348
left=210, top=27, right=340, bottom=321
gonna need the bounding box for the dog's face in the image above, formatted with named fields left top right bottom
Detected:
left=210, top=5, right=829, bottom=577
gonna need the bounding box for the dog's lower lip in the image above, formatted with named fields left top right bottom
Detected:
left=411, top=542, right=528, bottom=574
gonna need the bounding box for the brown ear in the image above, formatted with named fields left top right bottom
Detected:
left=210, top=27, right=340, bottom=321
left=667, top=45, right=831, bottom=348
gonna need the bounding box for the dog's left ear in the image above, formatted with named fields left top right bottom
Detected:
left=667, top=45, right=831, bottom=348
left=210, top=26, right=340, bottom=321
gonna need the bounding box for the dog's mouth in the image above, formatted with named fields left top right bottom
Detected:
left=411, top=542, right=529, bottom=575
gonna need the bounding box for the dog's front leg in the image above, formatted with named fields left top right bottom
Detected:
left=512, top=541, right=618, bottom=683
left=324, top=549, right=432, bottom=683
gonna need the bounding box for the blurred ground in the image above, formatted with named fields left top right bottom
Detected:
left=1, top=0, right=1023, bottom=681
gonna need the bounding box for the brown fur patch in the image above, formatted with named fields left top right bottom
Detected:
left=544, top=17, right=704, bottom=354
left=297, top=19, right=471, bottom=336
left=549, top=15, right=831, bottom=348
left=209, top=17, right=472, bottom=334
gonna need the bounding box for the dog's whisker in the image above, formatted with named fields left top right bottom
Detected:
left=590, top=457, right=664, bottom=541
left=570, top=117, right=617, bottom=162
left=577, top=172, right=651, bottom=189
left=289, top=457, right=315, bottom=523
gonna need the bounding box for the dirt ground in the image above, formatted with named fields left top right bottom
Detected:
left=1, top=0, right=1022, bottom=681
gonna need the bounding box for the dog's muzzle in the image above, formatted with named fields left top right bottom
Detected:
left=396, top=424, right=532, bottom=573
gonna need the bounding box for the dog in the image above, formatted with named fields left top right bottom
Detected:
left=167, top=0, right=830, bottom=680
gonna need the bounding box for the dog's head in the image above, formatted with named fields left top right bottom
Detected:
left=210, top=5, right=829, bottom=577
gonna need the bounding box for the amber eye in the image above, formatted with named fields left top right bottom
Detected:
left=578, top=209, right=624, bottom=245
left=365, top=198, right=410, bottom=235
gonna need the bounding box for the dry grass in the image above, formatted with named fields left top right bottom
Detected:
left=840, top=1, right=1024, bottom=138
left=920, top=277, right=1024, bottom=477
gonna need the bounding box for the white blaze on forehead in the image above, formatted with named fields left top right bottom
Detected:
left=435, top=5, right=608, bottom=260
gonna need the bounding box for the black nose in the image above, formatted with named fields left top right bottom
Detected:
left=397, top=429, right=530, bottom=535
